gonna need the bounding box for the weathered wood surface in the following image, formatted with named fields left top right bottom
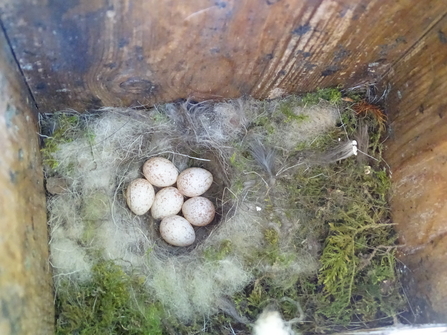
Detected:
left=0, top=0, right=446, bottom=112
left=0, top=27, right=54, bottom=334
left=333, top=324, right=447, bottom=335
left=384, top=14, right=447, bottom=320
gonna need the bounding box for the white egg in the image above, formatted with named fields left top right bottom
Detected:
left=182, top=197, right=215, bottom=226
left=151, top=187, right=184, bottom=220
left=177, top=167, right=213, bottom=197
left=143, top=157, right=178, bottom=187
left=160, top=215, right=195, bottom=247
left=126, top=178, right=155, bottom=215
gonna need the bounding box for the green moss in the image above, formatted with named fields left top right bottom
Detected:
left=266, top=96, right=404, bottom=331
left=78, top=192, right=110, bottom=246
left=229, top=179, right=245, bottom=199
left=254, top=226, right=296, bottom=271
left=264, top=228, right=279, bottom=245
left=203, top=240, right=233, bottom=261
left=41, top=113, right=80, bottom=171
left=229, top=151, right=248, bottom=172
left=81, top=220, right=97, bottom=246
left=234, top=279, right=304, bottom=327
left=277, top=96, right=310, bottom=123
left=85, top=129, right=96, bottom=146
left=294, top=160, right=402, bottom=328
left=56, top=260, right=164, bottom=335
left=254, top=115, right=275, bottom=134
left=339, top=108, right=357, bottom=134
left=152, top=110, right=170, bottom=124
left=82, top=191, right=110, bottom=222
left=344, top=91, right=364, bottom=103
left=301, top=87, right=343, bottom=106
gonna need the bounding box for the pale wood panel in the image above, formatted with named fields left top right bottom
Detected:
left=0, top=0, right=445, bottom=111
left=0, top=28, right=54, bottom=334
left=384, top=15, right=447, bottom=320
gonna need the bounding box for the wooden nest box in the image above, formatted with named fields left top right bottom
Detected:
left=1, top=1, right=446, bottom=333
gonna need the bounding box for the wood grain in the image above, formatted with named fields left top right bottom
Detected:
left=0, top=0, right=445, bottom=111
left=384, top=14, right=447, bottom=320
left=0, top=27, right=54, bottom=334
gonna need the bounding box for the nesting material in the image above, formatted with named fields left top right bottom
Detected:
left=253, top=310, right=298, bottom=335
left=42, top=96, right=374, bottom=328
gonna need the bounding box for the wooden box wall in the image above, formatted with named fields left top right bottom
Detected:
left=1, top=1, right=447, bottom=332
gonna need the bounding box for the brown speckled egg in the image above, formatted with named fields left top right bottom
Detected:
left=182, top=197, right=215, bottom=226
left=151, top=187, right=184, bottom=220
left=160, top=215, right=195, bottom=247
left=143, top=157, right=178, bottom=187
left=126, top=178, right=155, bottom=215
left=177, top=167, right=213, bottom=197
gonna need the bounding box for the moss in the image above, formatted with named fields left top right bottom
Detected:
left=81, top=220, right=97, bottom=246
left=82, top=191, right=110, bottom=221
left=234, top=279, right=304, bottom=329
left=203, top=240, right=233, bottom=262
left=277, top=96, right=310, bottom=123
left=229, top=93, right=402, bottom=332
left=85, top=129, right=96, bottom=146
left=301, top=87, right=343, bottom=106
left=257, top=226, right=296, bottom=270
left=55, top=260, right=164, bottom=335
left=229, top=179, right=245, bottom=198
left=339, top=108, right=357, bottom=134
left=264, top=228, right=279, bottom=245
left=229, top=151, right=248, bottom=172
left=152, top=109, right=170, bottom=124
left=41, top=113, right=80, bottom=171
left=254, top=115, right=275, bottom=134
left=163, top=312, right=238, bottom=335
left=289, top=117, right=403, bottom=331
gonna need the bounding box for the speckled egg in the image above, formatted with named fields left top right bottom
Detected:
left=151, top=187, right=184, bottom=220
left=126, top=178, right=155, bottom=215
left=143, top=157, right=178, bottom=187
left=182, top=197, right=215, bottom=226
left=159, top=215, right=195, bottom=247
left=177, top=167, right=213, bottom=197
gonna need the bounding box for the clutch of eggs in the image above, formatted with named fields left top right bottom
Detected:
left=125, top=157, right=216, bottom=247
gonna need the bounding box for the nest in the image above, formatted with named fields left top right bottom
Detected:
left=42, top=95, right=403, bottom=333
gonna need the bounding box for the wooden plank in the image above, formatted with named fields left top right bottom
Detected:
left=0, top=0, right=445, bottom=111
left=332, top=324, right=447, bottom=335
left=0, top=26, right=54, bottom=334
left=384, top=14, right=447, bottom=320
